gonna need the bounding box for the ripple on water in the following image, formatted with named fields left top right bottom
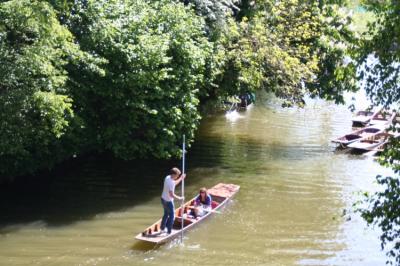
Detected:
left=0, top=98, right=389, bottom=265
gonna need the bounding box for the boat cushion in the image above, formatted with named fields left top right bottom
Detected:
left=211, top=200, right=219, bottom=209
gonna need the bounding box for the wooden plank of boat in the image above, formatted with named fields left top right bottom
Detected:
left=364, top=133, right=400, bottom=156
left=135, top=183, right=240, bottom=244
left=331, top=125, right=385, bottom=146
left=348, top=132, right=393, bottom=151
left=369, top=110, right=397, bottom=126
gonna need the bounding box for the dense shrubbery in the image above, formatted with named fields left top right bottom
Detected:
left=0, top=0, right=355, bottom=179
left=0, top=1, right=80, bottom=178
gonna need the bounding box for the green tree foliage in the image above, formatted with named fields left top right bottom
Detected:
left=179, top=0, right=240, bottom=30
left=308, top=2, right=358, bottom=103
left=63, top=0, right=211, bottom=159
left=0, top=0, right=358, bottom=179
left=355, top=1, right=400, bottom=264
left=359, top=171, right=400, bottom=265
left=225, top=0, right=357, bottom=106
left=178, top=0, right=357, bottom=107
left=0, top=0, right=78, bottom=178
left=358, top=0, right=400, bottom=107
left=0, top=0, right=211, bottom=178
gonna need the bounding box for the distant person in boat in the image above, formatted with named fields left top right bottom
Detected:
left=160, top=167, right=186, bottom=235
left=238, top=92, right=255, bottom=109
left=191, top=187, right=212, bottom=218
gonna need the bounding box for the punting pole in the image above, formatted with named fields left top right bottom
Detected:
left=180, top=135, right=185, bottom=244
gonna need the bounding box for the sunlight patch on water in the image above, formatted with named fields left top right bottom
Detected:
left=225, top=110, right=243, bottom=122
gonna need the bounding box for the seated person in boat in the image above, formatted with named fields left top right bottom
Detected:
left=191, top=187, right=212, bottom=218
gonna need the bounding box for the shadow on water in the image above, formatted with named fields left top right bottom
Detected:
left=0, top=124, right=336, bottom=234
left=0, top=136, right=230, bottom=233
left=0, top=153, right=180, bottom=232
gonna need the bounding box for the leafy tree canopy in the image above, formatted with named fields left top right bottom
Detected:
left=0, top=0, right=358, bottom=179
left=0, top=0, right=78, bottom=178
left=64, top=0, right=211, bottom=159
left=358, top=0, right=400, bottom=107
left=229, top=0, right=357, bottom=106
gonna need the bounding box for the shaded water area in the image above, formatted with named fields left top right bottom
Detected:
left=0, top=97, right=392, bottom=266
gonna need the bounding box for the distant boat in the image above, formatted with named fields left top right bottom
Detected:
left=347, top=132, right=393, bottom=151
left=224, top=93, right=255, bottom=112
left=237, top=93, right=255, bottom=111
left=331, top=125, right=386, bottom=147
left=135, top=183, right=240, bottom=244
left=351, top=108, right=381, bottom=127
left=369, top=110, right=397, bottom=126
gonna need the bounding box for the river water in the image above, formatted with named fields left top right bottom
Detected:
left=0, top=95, right=392, bottom=266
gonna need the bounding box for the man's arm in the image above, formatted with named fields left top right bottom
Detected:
left=169, top=190, right=183, bottom=201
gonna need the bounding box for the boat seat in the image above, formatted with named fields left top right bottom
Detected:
left=177, top=205, right=192, bottom=217
left=365, top=128, right=380, bottom=133
left=211, top=200, right=219, bottom=209
left=345, top=134, right=361, bottom=141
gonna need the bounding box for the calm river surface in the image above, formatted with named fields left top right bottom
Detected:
left=0, top=95, right=392, bottom=266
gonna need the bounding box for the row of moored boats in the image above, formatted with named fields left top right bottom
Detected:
left=331, top=108, right=399, bottom=156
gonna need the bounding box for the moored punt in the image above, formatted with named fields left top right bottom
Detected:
left=368, top=110, right=397, bottom=126
left=364, top=134, right=400, bottom=156
left=351, top=108, right=381, bottom=127
left=331, top=125, right=386, bottom=147
left=135, top=183, right=240, bottom=244
left=364, top=142, right=388, bottom=157
left=347, top=132, right=393, bottom=151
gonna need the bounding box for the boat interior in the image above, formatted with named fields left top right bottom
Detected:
left=343, top=134, right=362, bottom=141
left=141, top=194, right=226, bottom=236
left=173, top=195, right=225, bottom=228
left=360, top=133, right=391, bottom=143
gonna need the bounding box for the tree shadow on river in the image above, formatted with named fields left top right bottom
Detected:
left=0, top=153, right=182, bottom=233
left=0, top=139, right=230, bottom=233
left=0, top=133, right=344, bottom=234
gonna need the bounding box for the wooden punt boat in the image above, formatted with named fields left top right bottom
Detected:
left=368, top=110, right=397, bottom=126
left=135, top=183, right=240, bottom=244
left=351, top=108, right=381, bottom=127
left=331, top=125, right=386, bottom=147
left=364, top=141, right=388, bottom=157
left=347, top=132, right=393, bottom=151
left=364, top=134, right=400, bottom=156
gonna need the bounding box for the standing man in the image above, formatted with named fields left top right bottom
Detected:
left=160, top=167, right=186, bottom=235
